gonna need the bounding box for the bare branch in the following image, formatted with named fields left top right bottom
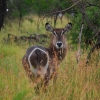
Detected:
left=86, top=1, right=100, bottom=8
left=86, top=39, right=100, bottom=64
left=76, top=22, right=84, bottom=63
left=42, top=0, right=82, bottom=19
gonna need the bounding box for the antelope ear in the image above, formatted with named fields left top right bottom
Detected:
left=64, top=23, right=72, bottom=33
left=45, top=23, right=53, bottom=32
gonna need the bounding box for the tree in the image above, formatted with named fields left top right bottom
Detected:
left=6, top=0, right=72, bottom=28
left=71, top=0, right=100, bottom=62
left=0, top=0, right=7, bottom=30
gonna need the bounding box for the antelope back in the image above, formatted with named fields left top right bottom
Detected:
left=45, top=23, right=72, bottom=49
left=23, top=46, right=49, bottom=77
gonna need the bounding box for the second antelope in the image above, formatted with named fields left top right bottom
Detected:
left=22, top=22, right=72, bottom=89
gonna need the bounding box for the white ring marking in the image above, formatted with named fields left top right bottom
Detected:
left=28, top=47, right=49, bottom=76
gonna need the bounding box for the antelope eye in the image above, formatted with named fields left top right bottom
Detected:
left=61, top=30, right=64, bottom=35
left=53, top=31, right=57, bottom=36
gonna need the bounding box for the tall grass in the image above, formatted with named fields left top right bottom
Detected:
left=0, top=15, right=100, bottom=100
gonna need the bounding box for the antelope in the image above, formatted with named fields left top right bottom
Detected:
left=22, top=22, right=72, bottom=90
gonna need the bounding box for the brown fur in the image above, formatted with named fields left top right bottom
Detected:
left=22, top=23, right=72, bottom=90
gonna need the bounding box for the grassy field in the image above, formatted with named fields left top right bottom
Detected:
left=0, top=16, right=100, bottom=100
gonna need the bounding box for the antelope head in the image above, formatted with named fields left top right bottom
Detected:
left=45, top=23, right=72, bottom=49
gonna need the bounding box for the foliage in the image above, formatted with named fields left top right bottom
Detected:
left=4, top=0, right=100, bottom=46
left=6, top=0, right=72, bottom=18
left=70, top=0, right=100, bottom=45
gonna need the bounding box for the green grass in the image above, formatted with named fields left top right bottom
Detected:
left=0, top=16, right=100, bottom=100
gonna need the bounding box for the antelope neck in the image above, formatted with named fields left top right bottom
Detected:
left=47, top=47, right=66, bottom=61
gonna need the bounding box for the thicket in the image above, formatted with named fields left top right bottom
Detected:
left=4, top=0, right=100, bottom=43
left=1, top=0, right=100, bottom=51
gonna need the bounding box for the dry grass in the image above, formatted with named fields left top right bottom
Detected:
left=0, top=15, right=100, bottom=100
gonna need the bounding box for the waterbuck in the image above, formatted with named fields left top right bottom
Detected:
left=22, top=22, right=72, bottom=89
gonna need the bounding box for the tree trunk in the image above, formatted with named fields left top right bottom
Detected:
left=0, top=0, right=7, bottom=30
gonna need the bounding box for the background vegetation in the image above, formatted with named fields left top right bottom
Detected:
left=0, top=0, right=100, bottom=100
